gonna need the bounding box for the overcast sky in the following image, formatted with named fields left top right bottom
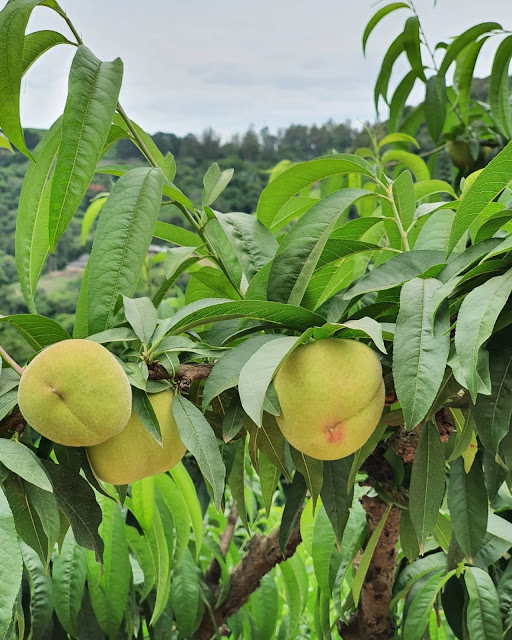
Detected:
left=12, top=0, right=512, bottom=138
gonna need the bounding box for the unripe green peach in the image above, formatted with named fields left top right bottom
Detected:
left=273, top=339, right=384, bottom=460
left=18, top=339, right=131, bottom=447
left=87, top=389, right=186, bottom=484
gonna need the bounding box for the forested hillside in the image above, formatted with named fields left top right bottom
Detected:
left=0, top=120, right=385, bottom=325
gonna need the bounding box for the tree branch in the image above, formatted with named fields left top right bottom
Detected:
left=204, top=504, right=239, bottom=587
left=148, top=361, right=213, bottom=392
left=337, top=497, right=401, bottom=640
left=194, top=513, right=303, bottom=640
left=0, top=363, right=214, bottom=434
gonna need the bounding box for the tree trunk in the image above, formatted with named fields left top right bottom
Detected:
left=338, top=497, right=401, bottom=640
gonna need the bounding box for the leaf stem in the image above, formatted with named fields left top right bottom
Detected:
left=53, top=6, right=83, bottom=46
left=0, top=345, right=24, bottom=376
left=387, top=186, right=411, bottom=251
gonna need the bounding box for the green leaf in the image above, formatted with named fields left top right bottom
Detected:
left=269, top=196, right=317, bottom=233
left=49, top=46, right=123, bottom=249
left=290, top=447, right=323, bottom=512
left=21, top=542, right=53, bottom=640
left=132, top=388, right=162, bottom=445
left=403, top=570, right=454, bottom=640
left=202, top=162, right=234, bottom=206
left=448, top=457, right=487, bottom=560
left=153, top=220, right=203, bottom=249
left=352, top=505, right=391, bottom=606
left=228, top=438, right=248, bottom=530
left=85, top=167, right=163, bottom=335
left=172, top=395, right=226, bottom=510
left=439, top=23, right=501, bottom=75
left=490, top=35, right=512, bottom=138
left=81, top=196, right=106, bottom=244
left=458, top=37, right=489, bottom=123
left=21, top=29, right=71, bottom=75
left=212, top=211, right=278, bottom=282
left=250, top=572, right=278, bottom=640
left=393, top=278, right=450, bottom=429
left=473, top=334, right=512, bottom=455
left=160, top=298, right=325, bottom=337
left=392, top=170, right=416, bottom=231
left=374, top=33, right=406, bottom=109
left=259, top=452, right=280, bottom=517
left=122, top=296, right=158, bottom=344
left=204, top=218, right=243, bottom=289
left=86, top=495, right=131, bottom=639
left=344, top=251, right=446, bottom=300
left=0, top=487, right=23, bottom=640
left=170, top=547, right=203, bottom=636
left=389, top=71, right=417, bottom=132
left=382, top=149, right=430, bottom=181
left=164, top=246, right=198, bottom=279
left=320, top=457, right=353, bottom=549
left=401, top=509, right=420, bottom=563
left=52, top=528, right=87, bottom=638
left=131, top=476, right=155, bottom=534
left=43, top=461, right=103, bottom=563
left=362, top=3, right=409, bottom=53
left=348, top=422, right=387, bottom=489
left=404, top=17, right=425, bottom=81
left=0, top=440, right=52, bottom=491
left=0, top=390, right=17, bottom=421
left=474, top=513, right=512, bottom=567
left=317, top=239, right=381, bottom=269
left=267, top=188, right=377, bottom=305
left=154, top=473, right=190, bottom=563
left=455, top=271, right=512, bottom=401
left=311, top=504, right=337, bottom=593
left=185, top=265, right=241, bottom=303
left=126, top=526, right=155, bottom=600
left=222, top=396, right=245, bottom=443
left=279, top=472, right=307, bottom=553
left=0, top=313, right=70, bottom=350
left=0, top=0, right=42, bottom=156
left=279, top=554, right=307, bottom=639
left=448, top=141, right=512, bottom=254
left=409, top=421, right=446, bottom=551
left=169, top=462, right=203, bottom=558
left=15, top=120, right=61, bottom=312
left=239, top=334, right=311, bottom=427
left=120, top=118, right=176, bottom=181
left=424, top=75, right=447, bottom=142
left=465, top=566, right=503, bottom=640
left=2, top=474, right=50, bottom=566
left=145, top=509, right=170, bottom=627
left=86, top=327, right=138, bottom=344
left=256, top=156, right=375, bottom=228
left=248, top=415, right=290, bottom=480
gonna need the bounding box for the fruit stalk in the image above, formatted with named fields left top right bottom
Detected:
left=0, top=344, right=24, bottom=376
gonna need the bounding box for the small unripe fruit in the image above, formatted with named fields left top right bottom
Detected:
left=273, top=339, right=384, bottom=460
left=447, top=140, right=475, bottom=171
left=87, top=389, right=186, bottom=484
left=18, top=339, right=132, bottom=447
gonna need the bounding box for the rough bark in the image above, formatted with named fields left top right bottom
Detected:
left=194, top=517, right=302, bottom=640
left=337, top=498, right=401, bottom=640
left=204, top=504, right=238, bottom=587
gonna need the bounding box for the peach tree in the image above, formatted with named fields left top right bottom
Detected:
left=1, top=1, right=512, bottom=639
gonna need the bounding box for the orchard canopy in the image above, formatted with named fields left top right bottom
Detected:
left=2, top=1, right=512, bottom=640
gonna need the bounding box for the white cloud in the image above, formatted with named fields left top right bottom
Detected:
left=8, top=0, right=512, bottom=137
